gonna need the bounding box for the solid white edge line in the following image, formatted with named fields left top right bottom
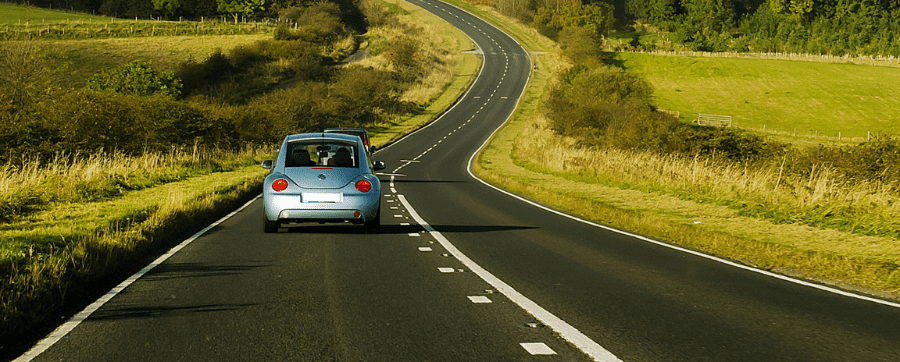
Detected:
left=14, top=195, right=263, bottom=362
left=462, top=87, right=900, bottom=310
left=392, top=3, right=626, bottom=361
left=465, top=139, right=900, bottom=309
left=397, top=195, right=622, bottom=362
left=444, top=0, right=900, bottom=309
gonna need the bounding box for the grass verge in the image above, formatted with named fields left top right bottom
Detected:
left=0, top=147, right=272, bottom=354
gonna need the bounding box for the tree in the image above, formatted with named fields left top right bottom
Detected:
left=769, top=0, right=813, bottom=17
left=558, top=1, right=616, bottom=36
left=0, top=42, right=55, bottom=108
left=217, top=0, right=265, bottom=23
left=152, top=0, right=183, bottom=17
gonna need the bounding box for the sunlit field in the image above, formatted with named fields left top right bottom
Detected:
left=617, top=52, right=900, bottom=141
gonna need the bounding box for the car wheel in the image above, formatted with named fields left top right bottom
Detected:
left=364, top=205, right=381, bottom=232
left=264, top=216, right=280, bottom=233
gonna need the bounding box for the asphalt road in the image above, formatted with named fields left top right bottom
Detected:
left=16, top=1, right=900, bottom=361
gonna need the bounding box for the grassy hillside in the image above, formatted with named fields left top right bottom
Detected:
left=38, top=34, right=270, bottom=88
left=617, top=52, right=900, bottom=142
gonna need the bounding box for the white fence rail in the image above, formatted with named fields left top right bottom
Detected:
left=696, top=113, right=732, bottom=128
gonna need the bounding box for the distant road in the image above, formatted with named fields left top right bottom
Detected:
left=17, top=1, right=900, bottom=361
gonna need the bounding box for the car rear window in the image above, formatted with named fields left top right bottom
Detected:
left=284, top=140, right=358, bottom=168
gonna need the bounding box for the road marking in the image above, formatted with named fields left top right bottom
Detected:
left=13, top=196, right=262, bottom=362
left=462, top=71, right=900, bottom=312
left=419, top=247, right=433, bottom=252
left=521, top=343, right=556, bottom=355
left=408, top=233, right=420, bottom=237
left=398, top=195, right=621, bottom=362
left=438, top=267, right=456, bottom=273
left=468, top=296, right=492, bottom=303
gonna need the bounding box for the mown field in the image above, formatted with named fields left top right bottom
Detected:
left=616, top=52, right=900, bottom=142
left=0, top=3, right=109, bottom=23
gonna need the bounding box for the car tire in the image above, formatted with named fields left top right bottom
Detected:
left=264, top=217, right=280, bottom=233
left=364, top=205, right=381, bottom=232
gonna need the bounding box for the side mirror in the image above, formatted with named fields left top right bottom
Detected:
left=372, top=161, right=386, bottom=171
left=261, top=160, right=273, bottom=169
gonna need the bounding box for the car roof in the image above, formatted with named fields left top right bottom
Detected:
left=324, top=127, right=368, bottom=132
left=284, top=132, right=361, bottom=143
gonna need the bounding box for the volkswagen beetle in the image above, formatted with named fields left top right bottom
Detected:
left=261, top=133, right=386, bottom=233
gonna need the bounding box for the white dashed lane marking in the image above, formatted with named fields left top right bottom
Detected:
left=468, top=296, right=492, bottom=304
left=521, top=343, right=557, bottom=356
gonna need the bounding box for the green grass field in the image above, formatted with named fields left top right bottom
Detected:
left=0, top=3, right=111, bottom=24
left=40, top=34, right=270, bottom=87
left=616, top=52, right=900, bottom=140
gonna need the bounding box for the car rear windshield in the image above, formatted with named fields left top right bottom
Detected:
left=285, top=140, right=358, bottom=168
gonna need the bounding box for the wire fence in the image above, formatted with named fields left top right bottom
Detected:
left=623, top=49, right=900, bottom=68
left=0, top=15, right=310, bottom=40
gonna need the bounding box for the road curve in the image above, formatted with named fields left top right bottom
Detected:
left=15, top=1, right=900, bottom=362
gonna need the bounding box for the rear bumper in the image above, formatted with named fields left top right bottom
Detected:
left=263, top=195, right=380, bottom=223
left=275, top=209, right=366, bottom=223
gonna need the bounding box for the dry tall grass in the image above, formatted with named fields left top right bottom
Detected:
left=515, top=115, right=900, bottom=237
left=0, top=145, right=272, bottom=220
left=351, top=12, right=459, bottom=105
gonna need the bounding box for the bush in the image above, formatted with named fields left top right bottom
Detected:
left=176, top=50, right=235, bottom=97
left=86, top=60, right=181, bottom=98
left=836, top=136, right=900, bottom=183
left=545, top=66, right=654, bottom=144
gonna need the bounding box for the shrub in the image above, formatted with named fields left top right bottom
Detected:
left=86, top=60, right=181, bottom=98
left=176, top=50, right=236, bottom=97
left=545, top=66, right=654, bottom=144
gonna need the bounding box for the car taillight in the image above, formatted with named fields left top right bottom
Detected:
left=355, top=180, right=372, bottom=192
left=272, top=179, right=288, bottom=192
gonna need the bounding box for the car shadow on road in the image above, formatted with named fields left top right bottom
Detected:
left=384, top=179, right=467, bottom=183
left=142, top=261, right=271, bottom=282
left=89, top=302, right=259, bottom=321
left=278, top=224, right=537, bottom=234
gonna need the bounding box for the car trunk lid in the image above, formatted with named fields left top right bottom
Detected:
left=283, top=167, right=357, bottom=189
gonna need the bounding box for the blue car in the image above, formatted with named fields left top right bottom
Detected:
left=261, top=133, right=386, bottom=233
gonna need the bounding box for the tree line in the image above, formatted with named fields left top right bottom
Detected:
left=625, top=0, right=900, bottom=56
left=2, top=0, right=367, bottom=30
left=482, top=0, right=900, bottom=57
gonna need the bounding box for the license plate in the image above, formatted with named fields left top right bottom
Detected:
left=302, top=193, right=342, bottom=203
